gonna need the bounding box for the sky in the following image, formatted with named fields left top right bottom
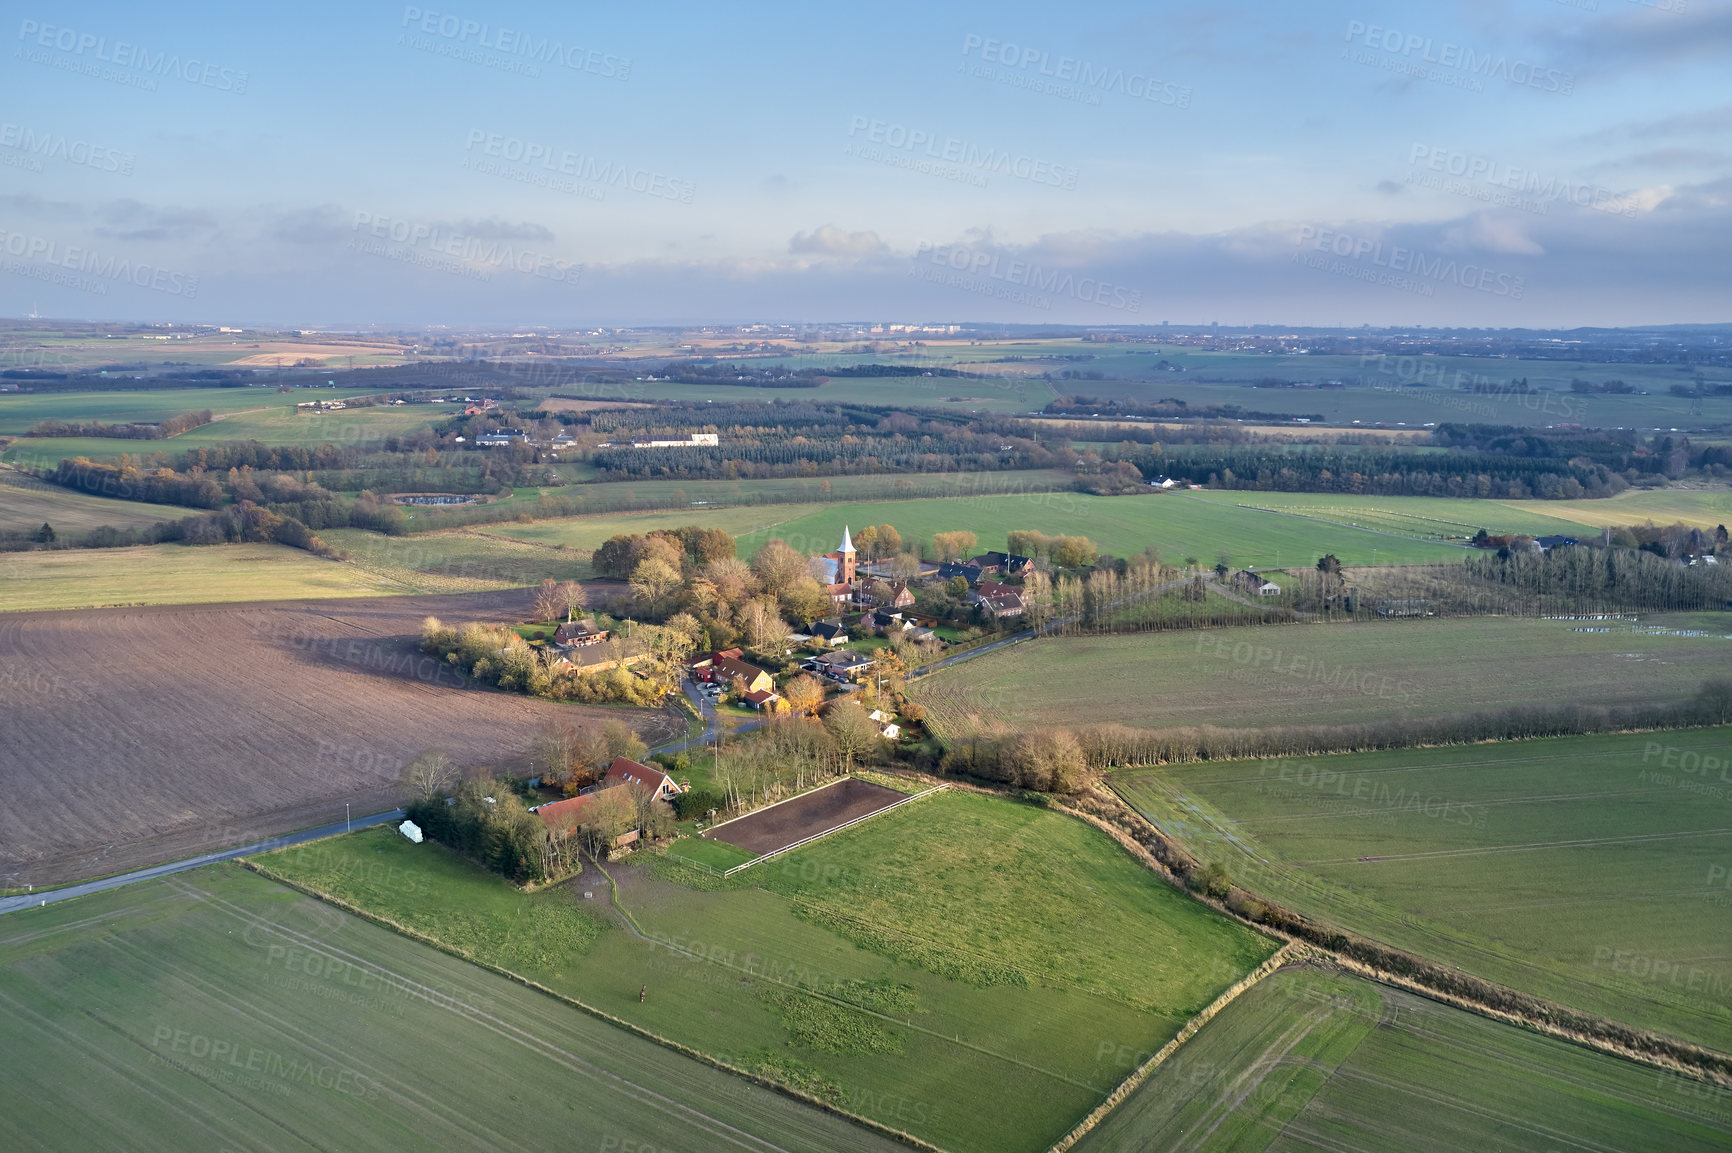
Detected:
left=2, top=0, right=1730, bottom=328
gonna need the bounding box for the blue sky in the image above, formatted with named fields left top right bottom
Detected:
left=3, top=0, right=1729, bottom=326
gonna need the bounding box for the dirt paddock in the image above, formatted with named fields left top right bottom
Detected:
left=0, top=590, right=683, bottom=885
left=704, top=778, right=907, bottom=856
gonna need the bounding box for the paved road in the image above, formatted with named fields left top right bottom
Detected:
left=650, top=678, right=764, bottom=756
left=0, top=808, right=406, bottom=917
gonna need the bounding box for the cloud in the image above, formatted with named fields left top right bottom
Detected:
left=1583, top=104, right=1732, bottom=144
left=1440, top=214, right=1545, bottom=256
left=1547, top=8, right=1732, bottom=73
left=267, top=204, right=353, bottom=244
left=788, top=225, right=886, bottom=257
left=454, top=217, right=554, bottom=241
left=1376, top=180, right=1406, bottom=196
left=92, top=199, right=219, bottom=242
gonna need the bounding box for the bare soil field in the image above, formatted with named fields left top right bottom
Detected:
left=704, top=777, right=906, bottom=855
left=0, top=590, right=683, bottom=886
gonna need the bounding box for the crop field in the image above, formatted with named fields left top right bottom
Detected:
left=0, top=590, right=682, bottom=885
left=0, top=542, right=401, bottom=613
left=262, top=790, right=1280, bottom=1153
left=1182, top=489, right=1597, bottom=542
left=0, top=867, right=895, bottom=1153
left=913, top=615, right=1732, bottom=738
left=0, top=386, right=369, bottom=434
left=0, top=468, right=188, bottom=537
left=322, top=527, right=597, bottom=593
left=1502, top=487, right=1732, bottom=532
left=1076, top=965, right=1732, bottom=1152
left=1113, top=728, right=1732, bottom=1052
left=551, top=373, right=1052, bottom=414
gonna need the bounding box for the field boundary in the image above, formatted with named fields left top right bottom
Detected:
left=238, top=855, right=946, bottom=1153
left=1045, top=941, right=1311, bottom=1153
left=1084, top=778, right=1732, bottom=1089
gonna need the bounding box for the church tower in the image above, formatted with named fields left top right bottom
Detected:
left=837, top=525, right=857, bottom=585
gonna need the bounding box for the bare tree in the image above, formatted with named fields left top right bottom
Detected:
left=824, top=698, right=881, bottom=771
left=558, top=580, right=588, bottom=622
left=400, top=751, right=457, bottom=800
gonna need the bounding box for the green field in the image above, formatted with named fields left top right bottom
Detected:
left=1113, top=728, right=1732, bottom=1052
left=0, top=867, right=895, bottom=1153
left=1183, top=489, right=1598, bottom=542
left=0, top=542, right=400, bottom=613
left=322, top=527, right=595, bottom=593
left=479, top=487, right=1471, bottom=568
left=261, top=790, right=1279, bottom=1153
left=1077, top=965, right=1732, bottom=1152
left=914, top=615, right=1732, bottom=738
left=1502, top=487, right=1732, bottom=532
left=0, top=469, right=189, bottom=537
left=0, top=386, right=371, bottom=434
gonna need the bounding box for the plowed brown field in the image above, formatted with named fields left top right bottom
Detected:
left=0, top=590, right=683, bottom=885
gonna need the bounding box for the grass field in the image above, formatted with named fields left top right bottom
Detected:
left=1182, top=489, right=1598, bottom=542
left=1076, top=965, right=1732, bottom=1152
left=261, top=790, right=1279, bottom=1153
left=0, top=542, right=397, bottom=613
left=322, top=527, right=595, bottom=593
left=1501, top=487, right=1732, bottom=532
left=0, top=386, right=370, bottom=434
left=0, top=468, right=188, bottom=536
left=0, top=867, right=896, bottom=1153
left=913, top=615, right=1732, bottom=738
left=1112, top=728, right=1732, bottom=1052
left=477, top=487, right=1471, bottom=568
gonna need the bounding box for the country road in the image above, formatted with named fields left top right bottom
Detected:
left=0, top=808, right=407, bottom=917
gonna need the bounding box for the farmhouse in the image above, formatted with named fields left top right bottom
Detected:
left=629, top=432, right=720, bottom=447
left=976, top=591, right=1025, bottom=619
left=553, top=618, right=608, bottom=647
left=532, top=793, right=639, bottom=849
left=551, top=636, right=648, bottom=672
left=865, top=581, right=915, bottom=609
left=969, top=551, right=1033, bottom=576
left=936, top=562, right=984, bottom=585
left=741, top=688, right=782, bottom=711
left=605, top=756, right=685, bottom=800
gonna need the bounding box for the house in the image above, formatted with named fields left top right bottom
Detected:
left=806, top=621, right=850, bottom=647
left=905, top=625, right=938, bottom=644
left=864, top=609, right=905, bottom=634
left=708, top=654, right=774, bottom=695
left=1149, top=476, right=1178, bottom=489
left=554, top=618, right=608, bottom=647
left=977, top=591, right=1025, bottom=618
left=1230, top=570, right=1282, bottom=597
left=823, top=582, right=854, bottom=606
left=867, top=708, right=893, bottom=723
left=533, top=793, right=639, bottom=848
left=1535, top=535, right=1581, bottom=551
left=551, top=636, right=649, bottom=672
left=812, top=649, right=875, bottom=680
left=870, top=582, right=915, bottom=609
left=936, top=562, right=984, bottom=585
left=976, top=580, right=1020, bottom=601
left=742, top=688, right=782, bottom=711
left=969, top=552, right=1033, bottom=576
left=605, top=756, right=685, bottom=800
left=881, top=723, right=901, bottom=740
left=1688, top=554, right=1720, bottom=566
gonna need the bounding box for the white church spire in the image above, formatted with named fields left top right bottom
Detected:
left=839, top=525, right=855, bottom=554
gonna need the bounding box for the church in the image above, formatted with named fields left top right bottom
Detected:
left=813, top=526, right=859, bottom=606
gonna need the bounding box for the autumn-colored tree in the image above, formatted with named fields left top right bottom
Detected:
left=824, top=698, right=881, bottom=770
left=783, top=673, right=824, bottom=717
left=932, top=531, right=978, bottom=562
left=873, top=524, right=902, bottom=556
left=753, top=539, right=811, bottom=598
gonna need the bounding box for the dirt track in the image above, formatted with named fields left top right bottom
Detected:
left=705, top=778, right=905, bottom=856
left=0, top=590, right=684, bottom=885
